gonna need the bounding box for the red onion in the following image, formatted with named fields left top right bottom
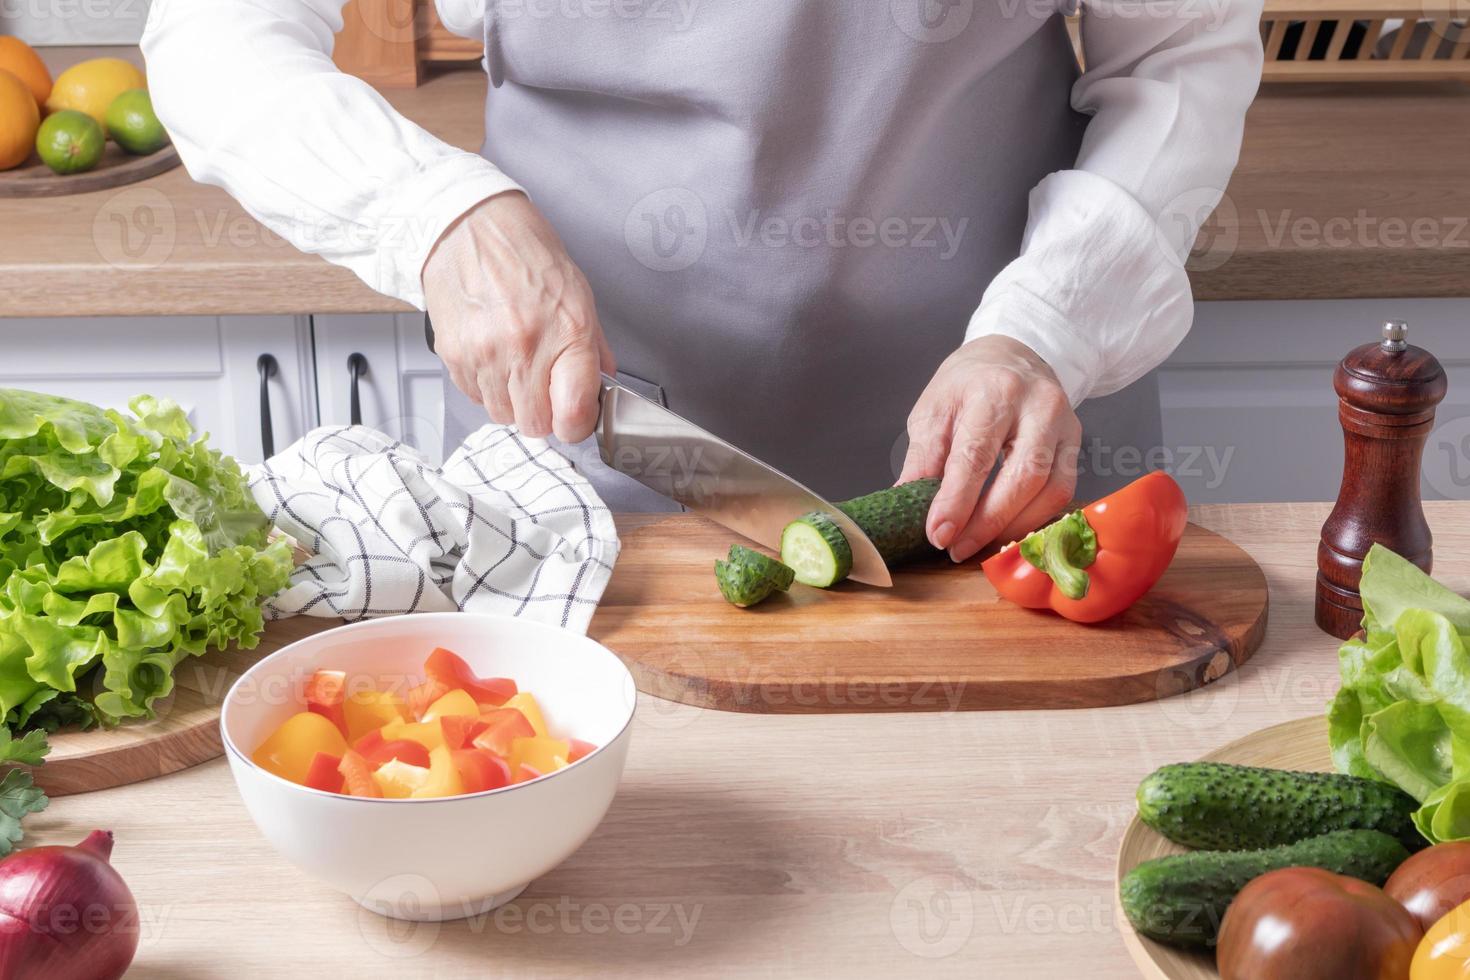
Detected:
left=0, top=831, right=138, bottom=980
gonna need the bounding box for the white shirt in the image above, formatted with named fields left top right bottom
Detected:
left=141, top=0, right=1263, bottom=406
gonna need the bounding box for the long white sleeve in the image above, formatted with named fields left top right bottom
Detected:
left=140, top=0, right=519, bottom=309
left=966, top=1, right=1264, bottom=404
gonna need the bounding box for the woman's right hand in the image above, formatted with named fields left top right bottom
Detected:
left=422, top=192, right=616, bottom=442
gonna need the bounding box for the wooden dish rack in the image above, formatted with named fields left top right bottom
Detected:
left=333, top=0, right=1470, bottom=87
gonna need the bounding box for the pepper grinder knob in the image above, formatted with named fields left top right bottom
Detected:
left=1316, top=320, right=1447, bottom=639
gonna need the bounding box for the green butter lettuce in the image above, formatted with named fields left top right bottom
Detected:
left=1330, top=545, right=1470, bottom=844
left=0, top=389, right=290, bottom=725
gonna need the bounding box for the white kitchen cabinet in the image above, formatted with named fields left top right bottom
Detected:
left=0, top=315, right=317, bottom=465
left=1163, top=298, right=1470, bottom=504
left=312, top=313, right=445, bottom=464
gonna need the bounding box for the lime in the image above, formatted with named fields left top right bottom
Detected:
left=36, top=109, right=104, bottom=175
left=105, top=89, right=167, bottom=156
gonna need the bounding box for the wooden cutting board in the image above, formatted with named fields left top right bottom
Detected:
left=36, top=617, right=339, bottom=797
left=588, top=514, right=1269, bottom=713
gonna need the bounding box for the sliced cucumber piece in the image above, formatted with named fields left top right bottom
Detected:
left=727, top=545, right=795, bottom=591
left=780, top=513, right=854, bottom=588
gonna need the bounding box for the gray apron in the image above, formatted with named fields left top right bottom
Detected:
left=444, top=0, right=1162, bottom=510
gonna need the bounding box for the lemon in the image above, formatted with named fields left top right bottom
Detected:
left=105, top=89, right=166, bottom=155
left=36, top=110, right=104, bottom=175
left=45, top=57, right=146, bottom=133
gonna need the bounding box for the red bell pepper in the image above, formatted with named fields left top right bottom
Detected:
left=567, top=739, right=596, bottom=763
left=981, top=471, right=1188, bottom=624
left=304, top=751, right=344, bottom=793
left=452, top=749, right=512, bottom=793
left=305, top=669, right=348, bottom=735
left=473, top=708, right=535, bottom=758
left=337, top=749, right=382, bottom=798
left=424, top=648, right=517, bottom=708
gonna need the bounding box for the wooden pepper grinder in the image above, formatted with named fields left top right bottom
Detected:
left=1316, top=320, right=1447, bottom=639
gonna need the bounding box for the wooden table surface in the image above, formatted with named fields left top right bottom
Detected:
left=2, top=48, right=1467, bottom=317
left=36, top=500, right=1470, bottom=978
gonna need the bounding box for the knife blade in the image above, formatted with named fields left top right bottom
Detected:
left=596, top=376, right=892, bottom=587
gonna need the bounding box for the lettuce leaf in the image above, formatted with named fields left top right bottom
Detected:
left=1330, top=544, right=1470, bottom=844
left=0, top=390, right=290, bottom=724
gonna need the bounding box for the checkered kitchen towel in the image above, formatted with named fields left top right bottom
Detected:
left=247, top=425, right=620, bottom=633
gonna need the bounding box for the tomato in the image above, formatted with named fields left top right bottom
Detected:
left=425, top=648, right=517, bottom=707
left=502, top=692, right=547, bottom=737
left=1218, top=867, right=1422, bottom=980
left=304, top=669, right=348, bottom=735
left=337, top=749, right=382, bottom=798
left=251, top=712, right=349, bottom=785
left=1412, top=898, right=1470, bottom=979
left=303, top=751, right=344, bottom=793
left=1389, top=843, right=1470, bottom=933
left=567, top=739, right=596, bottom=763
left=343, top=690, right=408, bottom=742
left=422, top=689, right=478, bottom=722
left=452, top=748, right=511, bottom=793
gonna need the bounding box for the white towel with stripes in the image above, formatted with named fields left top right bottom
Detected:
left=247, top=425, right=620, bottom=633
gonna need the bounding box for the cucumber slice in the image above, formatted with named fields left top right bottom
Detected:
left=780, top=512, right=854, bottom=588
left=726, top=545, right=795, bottom=591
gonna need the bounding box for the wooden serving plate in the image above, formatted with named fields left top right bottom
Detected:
left=589, top=514, right=1270, bottom=713
left=36, top=617, right=338, bottom=797
left=0, top=143, right=180, bottom=198
left=1115, top=716, right=1331, bottom=980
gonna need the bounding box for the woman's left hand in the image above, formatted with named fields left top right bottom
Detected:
left=899, top=335, right=1083, bottom=563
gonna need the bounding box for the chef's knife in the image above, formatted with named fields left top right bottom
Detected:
left=596, top=376, right=892, bottom=587
left=425, top=320, right=891, bottom=586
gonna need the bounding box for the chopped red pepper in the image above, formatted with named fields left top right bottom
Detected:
left=305, top=669, right=348, bottom=735
left=473, top=708, right=535, bottom=758
left=452, top=749, right=512, bottom=793
left=981, top=471, right=1188, bottom=624
left=440, top=714, right=489, bottom=750
left=567, top=739, right=596, bottom=763
left=360, top=738, right=431, bottom=771
left=425, top=648, right=517, bottom=708
left=337, top=749, right=382, bottom=798
left=304, top=752, right=344, bottom=793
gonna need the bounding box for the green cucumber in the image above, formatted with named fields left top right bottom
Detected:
left=714, top=545, right=796, bottom=608
left=780, top=513, right=853, bottom=588
left=1119, top=829, right=1409, bottom=949
left=1137, top=762, right=1423, bottom=852
left=835, top=478, right=941, bottom=566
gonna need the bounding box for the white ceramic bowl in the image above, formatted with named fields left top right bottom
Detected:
left=221, top=613, right=636, bottom=922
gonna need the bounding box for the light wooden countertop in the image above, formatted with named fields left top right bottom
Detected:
left=2, top=47, right=1468, bottom=318
left=37, top=500, right=1470, bottom=978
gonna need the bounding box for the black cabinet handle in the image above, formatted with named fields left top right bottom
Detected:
left=348, top=353, right=368, bottom=426
left=257, top=354, right=278, bottom=459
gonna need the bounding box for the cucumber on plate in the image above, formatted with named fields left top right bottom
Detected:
left=1119, top=829, right=1409, bottom=949
left=1136, top=761, right=1423, bottom=852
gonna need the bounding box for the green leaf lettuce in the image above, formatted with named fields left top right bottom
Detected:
left=1331, top=544, right=1470, bottom=843
left=0, top=389, right=290, bottom=724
